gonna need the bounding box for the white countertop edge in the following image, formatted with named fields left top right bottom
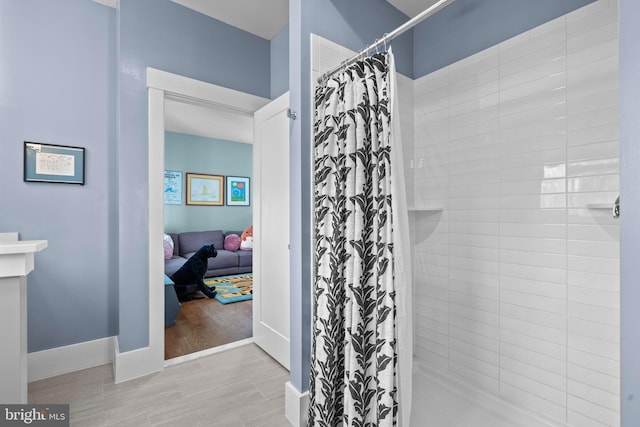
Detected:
left=0, top=240, right=48, bottom=255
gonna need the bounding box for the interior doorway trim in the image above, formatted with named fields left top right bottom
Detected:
left=115, top=68, right=269, bottom=383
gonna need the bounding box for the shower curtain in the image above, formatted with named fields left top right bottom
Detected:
left=308, top=49, right=412, bottom=427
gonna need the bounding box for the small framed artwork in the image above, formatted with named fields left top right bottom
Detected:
left=164, top=170, right=182, bottom=205
left=226, top=176, right=250, bottom=206
left=186, top=173, right=224, bottom=206
left=24, top=141, right=85, bottom=185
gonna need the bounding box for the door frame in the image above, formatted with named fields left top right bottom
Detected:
left=127, top=68, right=270, bottom=380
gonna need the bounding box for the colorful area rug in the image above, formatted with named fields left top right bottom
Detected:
left=204, top=274, right=252, bottom=304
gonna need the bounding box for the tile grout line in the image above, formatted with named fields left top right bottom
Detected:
left=564, top=12, right=570, bottom=424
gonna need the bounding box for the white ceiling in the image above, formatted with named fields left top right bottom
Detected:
left=94, top=1, right=443, bottom=40
left=169, top=0, right=289, bottom=40
left=386, top=0, right=442, bottom=19
left=164, top=98, right=254, bottom=144
left=169, top=0, right=441, bottom=40
left=159, top=0, right=442, bottom=143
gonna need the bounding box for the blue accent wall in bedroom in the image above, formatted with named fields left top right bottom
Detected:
left=413, top=0, right=596, bottom=78
left=117, top=0, right=270, bottom=352
left=164, top=132, right=252, bottom=234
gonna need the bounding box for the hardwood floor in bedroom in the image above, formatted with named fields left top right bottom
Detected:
left=164, top=296, right=252, bottom=360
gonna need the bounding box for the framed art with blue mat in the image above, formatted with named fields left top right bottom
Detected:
left=226, top=176, right=250, bottom=206
left=24, top=141, right=85, bottom=185
left=204, top=274, right=252, bottom=304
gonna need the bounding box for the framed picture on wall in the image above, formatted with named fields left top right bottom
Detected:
left=226, top=176, right=250, bottom=206
left=164, top=170, right=182, bottom=205
left=23, top=141, right=85, bottom=185
left=186, top=173, right=224, bottom=206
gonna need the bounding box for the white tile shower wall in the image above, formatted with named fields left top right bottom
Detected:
left=412, top=1, right=619, bottom=426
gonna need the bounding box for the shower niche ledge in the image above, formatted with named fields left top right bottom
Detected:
left=408, top=205, right=443, bottom=212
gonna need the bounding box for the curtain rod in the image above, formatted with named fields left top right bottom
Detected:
left=317, top=0, right=456, bottom=84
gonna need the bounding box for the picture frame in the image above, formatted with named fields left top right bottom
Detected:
left=226, top=176, right=250, bottom=206
left=164, top=170, right=182, bottom=205
left=24, top=141, right=85, bottom=185
left=186, top=173, right=224, bottom=206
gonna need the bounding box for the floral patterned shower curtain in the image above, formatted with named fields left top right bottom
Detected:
left=309, top=50, right=400, bottom=427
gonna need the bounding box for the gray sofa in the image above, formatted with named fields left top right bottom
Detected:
left=164, top=230, right=252, bottom=280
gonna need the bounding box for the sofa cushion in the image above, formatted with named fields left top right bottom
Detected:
left=178, top=230, right=224, bottom=255
left=205, top=267, right=243, bottom=278
left=237, top=250, right=252, bottom=267
left=207, top=250, right=239, bottom=270
left=169, top=233, right=180, bottom=256
left=182, top=249, right=238, bottom=270
left=165, top=256, right=186, bottom=278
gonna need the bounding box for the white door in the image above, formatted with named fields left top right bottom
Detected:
left=253, top=92, right=290, bottom=369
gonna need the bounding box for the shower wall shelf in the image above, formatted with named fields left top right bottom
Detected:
left=408, top=206, right=443, bottom=212
left=587, top=196, right=620, bottom=219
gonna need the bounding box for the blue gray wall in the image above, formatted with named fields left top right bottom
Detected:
left=271, top=26, right=290, bottom=99
left=0, top=0, right=280, bottom=355
left=164, top=132, right=252, bottom=233
left=0, top=0, right=117, bottom=352
left=413, top=0, right=595, bottom=77
left=117, top=0, right=271, bottom=352
left=620, top=0, right=640, bottom=424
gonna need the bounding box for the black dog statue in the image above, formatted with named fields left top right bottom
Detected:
left=171, top=244, right=218, bottom=301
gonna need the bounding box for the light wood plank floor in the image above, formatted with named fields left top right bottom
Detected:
left=165, top=296, right=252, bottom=360
left=28, top=344, right=291, bottom=427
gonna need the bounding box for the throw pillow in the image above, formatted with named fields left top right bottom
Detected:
left=224, top=233, right=241, bottom=252
left=240, top=226, right=253, bottom=251
left=163, top=234, right=174, bottom=260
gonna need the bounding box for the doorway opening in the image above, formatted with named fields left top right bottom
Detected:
left=146, top=68, right=272, bottom=370
left=163, top=96, right=256, bottom=361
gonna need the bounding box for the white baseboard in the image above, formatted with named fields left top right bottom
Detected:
left=28, top=337, right=115, bottom=382
left=285, top=381, right=309, bottom=427
left=164, top=337, right=254, bottom=368
left=113, top=337, right=163, bottom=384
left=93, top=0, right=116, bottom=8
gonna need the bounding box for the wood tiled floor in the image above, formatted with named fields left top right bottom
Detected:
left=164, top=297, right=252, bottom=360
left=28, top=344, right=291, bottom=427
